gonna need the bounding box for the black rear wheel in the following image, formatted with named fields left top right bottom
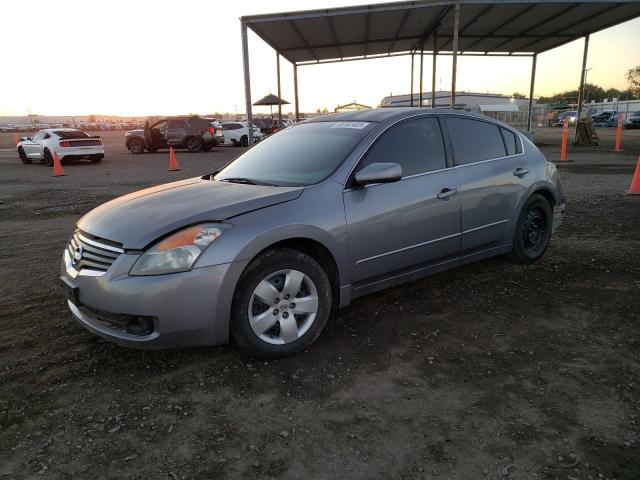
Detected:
left=43, top=149, right=53, bottom=166
left=18, top=147, right=31, bottom=164
left=185, top=136, right=202, bottom=153
left=507, top=194, right=553, bottom=264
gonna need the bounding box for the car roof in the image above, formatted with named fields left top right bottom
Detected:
left=40, top=128, right=79, bottom=133
left=305, top=107, right=502, bottom=124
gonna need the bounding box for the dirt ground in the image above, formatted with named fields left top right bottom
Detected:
left=0, top=126, right=639, bottom=480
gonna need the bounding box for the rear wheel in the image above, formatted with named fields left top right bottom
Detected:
left=43, top=149, right=53, bottom=166
left=128, top=138, right=145, bottom=154
left=185, top=136, right=202, bottom=153
left=18, top=147, right=31, bottom=164
left=231, top=249, right=332, bottom=359
left=507, top=194, right=553, bottom=264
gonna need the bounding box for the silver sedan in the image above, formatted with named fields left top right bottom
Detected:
left=60, top=108, right=565, bottom=358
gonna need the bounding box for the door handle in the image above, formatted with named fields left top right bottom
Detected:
left=437, top=188, right=457, bottom=200
left=513, top=168, right=529, bottom=177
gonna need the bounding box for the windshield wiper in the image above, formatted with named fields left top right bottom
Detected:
left=219, top=177, right=277, bottom=186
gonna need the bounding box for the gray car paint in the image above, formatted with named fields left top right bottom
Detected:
left=61, top=108, right=565, bottom=348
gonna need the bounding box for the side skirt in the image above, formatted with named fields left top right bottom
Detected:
left=350, top=244, right=513, bottom=300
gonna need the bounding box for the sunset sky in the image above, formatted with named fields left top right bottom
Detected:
left=1, top=0, right=639, bottom=117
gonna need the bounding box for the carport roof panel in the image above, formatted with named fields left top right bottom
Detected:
left=242, top=0, right=640, bottom=63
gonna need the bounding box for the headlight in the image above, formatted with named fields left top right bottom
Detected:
left=130, top=223, right=228, bottom=276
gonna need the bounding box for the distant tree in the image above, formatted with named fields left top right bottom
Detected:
left=512, top=92, right=526, bottom=99
left=321, top=108, right=329, bottom=114
left=626, top=65, right=640, bottom=96
left=316, top=108, right=322, bottom=113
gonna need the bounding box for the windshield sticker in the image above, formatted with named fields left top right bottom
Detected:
left=330, top=121, right=370, bottom=129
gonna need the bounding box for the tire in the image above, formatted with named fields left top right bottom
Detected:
left=507, top=194, right=553, bottom=264
left=43, top=149, right=53, bottom=166
left=185, top=136, right=202, bottom=153
left=240, top=135, right=248, bottom=147
left=18, top=147, right=31, bottom=164
left=128, top=138, right=145, bottom=154
left=231, top=248, right=332, bottom=359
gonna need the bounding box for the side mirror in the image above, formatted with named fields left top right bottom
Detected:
left=354, top=162, right=402, bottom=186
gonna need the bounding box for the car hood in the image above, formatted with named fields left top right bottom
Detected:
left=77, top=177, right=304, bottom=249
left=126, top=129, right=144, bottom=137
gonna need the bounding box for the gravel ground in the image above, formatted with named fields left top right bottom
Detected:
left=0, top=127, right=639, bottom=480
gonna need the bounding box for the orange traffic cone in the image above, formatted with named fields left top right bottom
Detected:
left=168, top=147, right=180, bottom=171
left=52, top=152, right=65, bottom=177
left=12, top=133, right=20, bottom=146
left=629, top=156, right=640, bottom=195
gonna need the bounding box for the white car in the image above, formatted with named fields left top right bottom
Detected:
left=221, top=121, right=263, bottom=146
left=17, top=128, right=105, bottom=165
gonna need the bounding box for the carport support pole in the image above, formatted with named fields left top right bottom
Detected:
left=276, top=53, right=282, bottom=123
left=574, top=34, right=590, bottom=145
left=293, top=64, right=299, bottom=122
left=451, top=1, right=460, bottom=109
left=419, top=48, right=424, bottom=107
left=410, top=54, right=414, bottom=107
left=527, top=54, right=537, bottom=132
left=241, top=21, right=253, bottom=145
left=431, top=31, right=437, bottom=108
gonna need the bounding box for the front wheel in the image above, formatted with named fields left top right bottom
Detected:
left=128, top=138, right=145, bottom=154
left=231, top=249, right=332, bottom=359
left=507, top=194, right=553, bottom=264
left=18, top=147, right=31, bottom=164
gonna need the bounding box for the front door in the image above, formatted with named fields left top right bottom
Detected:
left=23, top=131, right=46, bottom=159
left=150, top=120, right=169, bottom=149
left=343, top=116, right=461, bottom=283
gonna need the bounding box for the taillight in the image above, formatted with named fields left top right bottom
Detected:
left=94, top=139, right=102, bottom=145
left=208, top=127, right=215, bottom=136
left=59, top=141, right=71, bottom=147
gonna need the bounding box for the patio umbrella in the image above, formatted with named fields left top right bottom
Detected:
left=253, top=93, right=290, bottom=121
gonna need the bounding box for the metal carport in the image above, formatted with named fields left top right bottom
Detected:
left=240, top=0, right=640, bottom=144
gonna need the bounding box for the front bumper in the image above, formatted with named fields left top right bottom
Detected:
left=60, top=250, right=245, bottom=348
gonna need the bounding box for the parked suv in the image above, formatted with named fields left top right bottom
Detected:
left=221, top=121, right=263, bottom=146
left=125, top=116, right=222, bottom=154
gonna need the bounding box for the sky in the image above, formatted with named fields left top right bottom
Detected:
left=1, top=0, right=639, bottom=117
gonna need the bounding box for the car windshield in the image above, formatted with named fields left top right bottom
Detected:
left=214, top=121, right=375, bottom=186
left=54, top=130, right=89, bottom=139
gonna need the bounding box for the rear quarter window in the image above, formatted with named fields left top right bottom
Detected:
left=446, top=117, right=507, bottom=165
left=500, top=128, right=521, bottom=156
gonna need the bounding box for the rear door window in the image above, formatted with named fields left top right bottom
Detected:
left=358, top=117, right=446, bottom=177
left=446, top=117, right=507, bottom=165
left=168, top=119, right=187, bottom=129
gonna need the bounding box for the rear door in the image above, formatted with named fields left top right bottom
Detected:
left=444, top=116, right=528, bottom=255
left=167, top=119, right=188, bottom=146
left=343, top=116, right=461, bottom=283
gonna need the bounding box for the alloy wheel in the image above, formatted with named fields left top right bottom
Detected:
left=248, top=269, right=319, bottom=345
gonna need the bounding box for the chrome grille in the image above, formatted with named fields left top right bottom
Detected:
left=67, top=230, right=123, bottom=274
